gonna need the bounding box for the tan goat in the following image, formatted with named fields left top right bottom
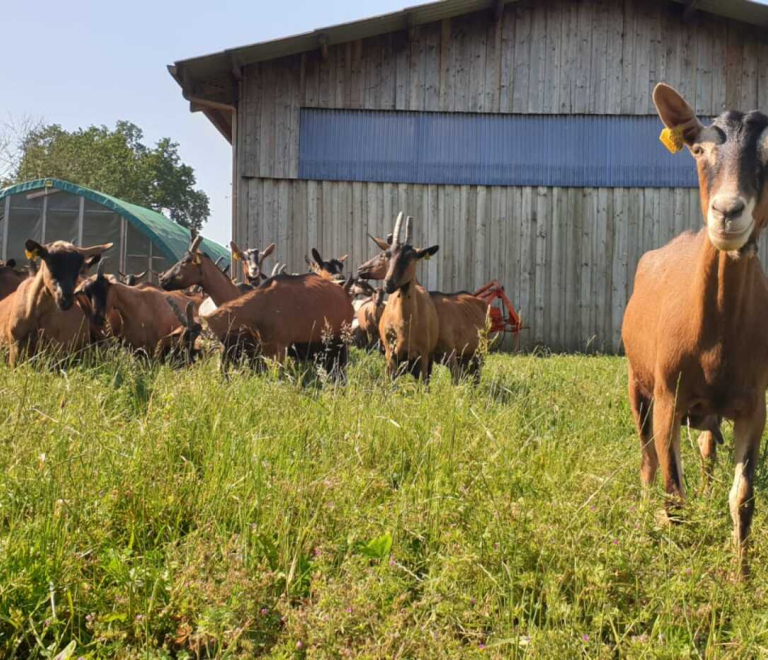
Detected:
left=622, top=83, right=768, bottom=578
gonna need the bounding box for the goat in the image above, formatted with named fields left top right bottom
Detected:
left=159, top=236, right=248, bottom=307
left=622, top=83, right=768, bottom=578
left=373, top=213, right=439, bottom=381
left=359, top=226, right=488, bottom=382
left=230, top=240, right=275, bottom=284
left=76, top=264, right=198, bottom=359
left=0, top=259, right=26, bottom=301
left=306, top=248, right=348, bottom=278
left=202, top=267, right=354, bottom=375
left=1, top=240, right=111, bottom=364
left=354, top=288, right=386, bottom=350
left=165, top=298, right=204, bottom=364
left=117, top=270, right=148, bottom=286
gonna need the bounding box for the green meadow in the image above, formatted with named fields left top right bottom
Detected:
left=1, top=350, right=767, bottom=658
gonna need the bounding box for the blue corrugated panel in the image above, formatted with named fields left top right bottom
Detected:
left=298, top=109, right=703, bottom=188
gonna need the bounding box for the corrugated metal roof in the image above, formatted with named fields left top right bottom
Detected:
left=169, top=0, right=768, bottom=139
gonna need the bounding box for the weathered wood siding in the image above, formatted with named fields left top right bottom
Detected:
left=233, top=0, right=768, bottom=352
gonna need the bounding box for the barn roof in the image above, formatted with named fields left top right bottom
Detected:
left=168, top=0, right=768, bottom=142
left=0, top=179, right=230, bottom=266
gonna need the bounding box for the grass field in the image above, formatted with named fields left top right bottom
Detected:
left=2, top=349, right=768, bottom=658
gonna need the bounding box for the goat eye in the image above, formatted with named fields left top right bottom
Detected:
left=692, top=145, right=704, bottom=157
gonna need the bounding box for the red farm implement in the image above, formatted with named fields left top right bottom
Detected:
left=474, top=280, right=526, bottom=350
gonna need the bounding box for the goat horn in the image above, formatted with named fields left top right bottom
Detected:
left=190, top=235, right=203, bottom=253
left=78, top=243, right=113, bottom=257
left=271, top=263, right=282, bottom=276
left=97, top=260, right=105, bottom=277
left=392, top=212, right=404, bottom=246
left=279, top=264, right=287, bottom=274
left=405, top=216, right=413, bottom=245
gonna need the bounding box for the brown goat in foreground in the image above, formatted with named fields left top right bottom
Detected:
left=1, top=240, right=111, bottom=365
left=622, top=83, right=768, bottom=578
left=376, top=213, right=439, bottom=381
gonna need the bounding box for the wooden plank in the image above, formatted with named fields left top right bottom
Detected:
left=519, top=187, right=533, bottom=346
left=725, top=22, right=743, bottom=110
left=511, top=187, right=524, bottom=342
left=427, top=184, right=439, bottom=289
left=758, top=40, right=768, bottom=112
left=381, top=34, right=397, bottom=110
left=588, top=0, right=608, bottom=114
left=452, top=186, right=462, bottom=290
left=711, top=19, right=728, bottom=114
left=527, top=0, right=547, bottom=113
left=558, top=0, right=576, bottom=113
left=534, top=187, right=548, bottom=346
left=631, top=0, right=651, bottom=114
left=620, top=0, right=636, bottom=114
left=677, top=15, right=696, bottom=111
left=489, top=187, right=502, bottom=293
left=574, top=0, right=593, bottom=114
left=277, top=180, right=290, bottom=264
left=594, top=188, right=609, bottom=351
left=303, top=53, right=320, bottom=107
left=610, top=189, right=627, bottom=353
left=409, top=27, right=426, bottom=111
left=541, top=0, right=561, bottom=114
left=259, top=64, right=277, bottom=177
left=468, top=15, right=488, bottom=113
left=484, top=9, right=503, bottom=113
left=439, top=18, right=452, bottom=112
left=499, top=7, right=516, bottom=113
left=318, top=45, right=332, bottom=109
left=306, top=180, right=318, bottom=257
left=740, top=34, right=758, bottom=111
left=564, top=187, right=578, bottom=350
left=475, top=186, right=487, bottom=290
left=580, top=189, right=594, bottom=350
left=604, top=0, right=624, bottom=114
left=549, top=187, right=562, bottom=350
left=437, top=186, right=446, bottom=287
left=645, top=2, right=666, bottom=115
left=424, top=23, right=441, bottom=112
left=453, top=16, right=471, bottom=112
left=350, top=40, right=365, bottom=110
left=247, top=180, right=261, bottom=257
left=693, top=18, right=714, bottom=116
left=460, top=186, right=471, bottom=291
left=511, top=4, right=531, bottom=113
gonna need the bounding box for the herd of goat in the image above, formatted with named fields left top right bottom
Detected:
left=0, top=212, right=488, bottom=380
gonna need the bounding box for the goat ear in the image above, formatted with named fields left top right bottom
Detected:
left=78, top=243, right=113, bottom=257
left=83, top=254, right=102, bottom=273
left=262, top=243, right=276, bottom=258
left=6, top=259, right=16, bottom=269
left=229, top=240, right=244, bottom=260
left=25, top=240, right=47, bottom=261
left=417, top=245, right=439, bottom=260
left=368, top=234, right=391, bottom=252
left=311, top=248, right=323, bottom=265
left=653, top=83, right=702, bottom=144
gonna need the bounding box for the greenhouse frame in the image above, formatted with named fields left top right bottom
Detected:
left=0, top=179, right=229, bottom=279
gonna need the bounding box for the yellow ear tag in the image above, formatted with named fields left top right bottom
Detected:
left=25, top=249, right=38, bottom=260
left=232, top=251, right=241, bottom=261
left=424, top=253, right=431, bottom=261
left=660, top=126, right=685, bottom=154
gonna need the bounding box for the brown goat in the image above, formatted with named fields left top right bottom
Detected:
left=354, top=288, right=386, bottom=350
left=159, top=236, right=246, bottom=304
left=1, top=240, right=111, bottom=364
left=376, top=213, right=439, bottom=381
left=359, top=227, right=488, bottom=382
left=203, top=269, right=354, bottom=373
left=76, top=267, right=198, bottom=359
left=0, top=259, right=26, bottom=301
left=622, top=83, right=768, bottom=578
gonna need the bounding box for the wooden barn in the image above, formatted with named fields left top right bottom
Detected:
left=169, top=0, right=768, bottom=352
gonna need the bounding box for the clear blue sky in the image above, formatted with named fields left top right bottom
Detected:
left=3, top=0, right=408, bottom=246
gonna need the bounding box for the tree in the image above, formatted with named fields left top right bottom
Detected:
left=7, top=121, right=210, bottom=233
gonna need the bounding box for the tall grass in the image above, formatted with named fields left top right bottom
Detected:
left=1, top=349, right=767, bottom=658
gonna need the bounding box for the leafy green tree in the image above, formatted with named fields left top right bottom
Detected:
left=11, top=121, right=209, bottom=233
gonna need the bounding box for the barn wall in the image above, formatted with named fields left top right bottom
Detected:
left=233, top=0, right=768, bottom=352
left=236, top=0, right=768, bottom=181
left=237, top=179, right=750, bottom=353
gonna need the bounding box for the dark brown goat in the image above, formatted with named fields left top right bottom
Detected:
left=0, top=259, right=26, bottom=301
